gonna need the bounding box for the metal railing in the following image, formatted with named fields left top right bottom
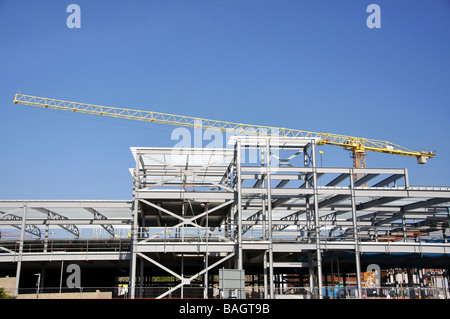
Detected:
left=1, top=224, right=447, bottom=260
left=0, top=238, right=131, bottom=254
left=133, top=225, right=449, bottom=243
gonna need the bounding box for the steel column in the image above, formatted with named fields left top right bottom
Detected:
left=266, top=138, right=274, bottom=299
left=129, top=150, right=141, bottom=299
left=263, top=251, right=268, bottom=299
left=311, top=141, right=323, bottom=299
left=204, top=205, right=209, bottom=299
left=236, top=139, right=243, bottom=270
left=14, top=202, right=27, bottom=296
left=350, top=168, right=362, bottom=298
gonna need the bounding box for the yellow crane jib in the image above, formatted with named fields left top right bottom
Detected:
left=13, top=93, right=435, bottom=165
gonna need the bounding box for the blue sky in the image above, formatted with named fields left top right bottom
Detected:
left=0, top=0, right=449, bottom=199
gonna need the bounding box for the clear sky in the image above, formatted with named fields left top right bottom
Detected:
left=0, top=0, right=449, bottom=200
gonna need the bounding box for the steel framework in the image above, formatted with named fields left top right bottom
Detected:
left=1, top=137, right=449, bottom=299
left=127, top=137, right=450, bottom=299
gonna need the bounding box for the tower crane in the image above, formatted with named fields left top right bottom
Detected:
left=13, top=93, right=435, bottom=175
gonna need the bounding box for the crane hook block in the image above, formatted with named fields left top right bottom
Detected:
left=417, top=155, right=429, bottom=164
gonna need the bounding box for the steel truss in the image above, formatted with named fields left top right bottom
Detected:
left=0, top=200, right=132, bottom=296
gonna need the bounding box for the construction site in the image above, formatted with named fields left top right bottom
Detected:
left=0, top=94, right=449, bottom=299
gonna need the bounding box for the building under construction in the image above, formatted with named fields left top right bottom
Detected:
left=1, top=136, right=449, bottom=299
left=1, top=94, right=449, bottom=299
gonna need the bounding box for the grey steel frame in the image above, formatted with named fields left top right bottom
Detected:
left=0, top=200, right=132, bottom=296
left=1, top=137, right=449, bottom=299
left=128, top=137, right=450, bottom=299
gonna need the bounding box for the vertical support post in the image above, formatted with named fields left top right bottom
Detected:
left=265, top=138, right=274, bottom=299
left=350, top=168, right=362, bottom=298
left=308, top=252, right=315, bottom=295
left=402, top=209, right=407, bottom=242
left=181, top=202, right=185, bottom=242
left=262, top=164, right=270, bottom=300
left=181, top=254, right=184, bottom=299
left=404, top=168, right=410, bottom=189
left=263, top=251, right=268, bottom=299
left=130, top=150, right=141, bottom=299
left=236, top=139, right=243, bottom=270
left=204, top=205, right=209, bottom=299
left=305, top=143, right=317, bottom=296
left=44, top=222, right=49, bottom=253
left=203, top=255, right=208, bottom=299
left=261, top=148, right=267, bottom=240
left=311, top=141, right=323, bottom=299
left=58, top=260, right=64, bottom=297
left=139, top=259, right=144, bottom=298
left=14, top=202, right=27, bottom=297
left=304, top=142, right=315, bottom=246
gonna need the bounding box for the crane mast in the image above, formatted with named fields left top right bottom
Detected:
left=13, top=93, right=434, bottom=171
